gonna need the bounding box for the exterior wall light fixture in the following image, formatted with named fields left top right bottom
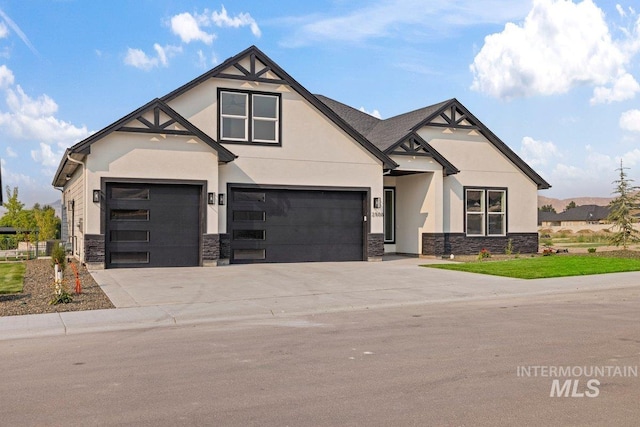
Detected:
left=208, top=192, right=216, bottom=205
left=93, top=190, right=101, bottom=203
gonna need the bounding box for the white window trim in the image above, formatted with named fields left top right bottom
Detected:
left=252, top=94, right=279, bottom=143
left=465, top=188, right=507, bottom=237
left=487, top=190, right=506, bottom=236
left=220, top=91, right=249, bottom=142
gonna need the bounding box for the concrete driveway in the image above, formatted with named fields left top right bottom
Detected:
left=91, top=255, right=640, bottom=318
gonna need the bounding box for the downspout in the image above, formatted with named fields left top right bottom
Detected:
left=65, top=154, right=86, bottom=261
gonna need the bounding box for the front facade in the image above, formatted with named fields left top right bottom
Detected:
left=53, top=46, right=549, bottom=269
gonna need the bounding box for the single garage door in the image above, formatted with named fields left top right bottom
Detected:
left=229, top=187, right=365, bottom=263
left=105, top=183, right=201, bottom=268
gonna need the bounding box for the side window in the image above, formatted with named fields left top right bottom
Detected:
left=465, top=188, right=506, bottom=236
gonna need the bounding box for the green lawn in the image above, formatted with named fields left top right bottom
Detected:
left=424, top=255, right=640, bottom=279
left=0, top=262, right=26, bottom=294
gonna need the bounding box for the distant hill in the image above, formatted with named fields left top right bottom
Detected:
left=538, top=195, right=612, bottom=212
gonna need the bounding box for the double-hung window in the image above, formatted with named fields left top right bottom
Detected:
left=465, top=188, right=506, bottom=236
left=220, top=90, right=280, bottom=144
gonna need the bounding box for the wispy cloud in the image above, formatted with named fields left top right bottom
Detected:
left=282, top=0, right=529, bottom=46
left=0, top=8, right=39, bottom=56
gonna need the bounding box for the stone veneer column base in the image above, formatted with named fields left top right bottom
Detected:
left=422, top=232, right=539, bottom=256
left=368, top=233, right=384, bottom=261
left=84, top=234, right=105, bottom=267
left=202, top=234, right=220, bottom=267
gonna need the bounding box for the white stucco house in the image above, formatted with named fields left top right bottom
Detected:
left=52, top=45, right=550, bottom=268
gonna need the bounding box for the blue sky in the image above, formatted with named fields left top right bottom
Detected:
left=0, top=0, right=639, bottom=207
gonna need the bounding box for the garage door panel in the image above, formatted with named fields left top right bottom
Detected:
left=106, top=183, right=201, bottom=268
left=229, top=188, right=365, bottom=263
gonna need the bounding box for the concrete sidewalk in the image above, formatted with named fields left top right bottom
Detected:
left=3, top=256, right=640, bottom=340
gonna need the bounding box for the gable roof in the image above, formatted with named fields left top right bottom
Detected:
left=161, top=45, right=397, bottom=170
left=52, top=98, right=237, bottom=187
left=319, top=95, right=551, bottom=189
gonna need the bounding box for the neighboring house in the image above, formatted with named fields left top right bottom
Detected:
left=539, top=205, right=610, bottom=228
left=52, top=45, right=550, bottom=269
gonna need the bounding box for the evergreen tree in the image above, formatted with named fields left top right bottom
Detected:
left=607, top=160, right=640, bottom=249
left=564, top=200, right=577, bottom=211
left=539, top=204, right=556, bottom=213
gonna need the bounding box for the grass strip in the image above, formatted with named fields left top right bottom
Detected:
left=0, top=262, right=26, bottom=293
left=423, top=256, right=640, bottom=279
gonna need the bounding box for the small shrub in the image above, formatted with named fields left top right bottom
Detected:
left=587, top=247, right=597, bottom=253
left=477, top=248, right=491, bottom=260
left=542, top=248, right=555, bottom=256
left=50, top=243, right=66, bottom=271
left=49, top=280, right=73, bottom=305
left=505, top=239, right=513, bottom=255
left=541, top=238, right=553, bottom=247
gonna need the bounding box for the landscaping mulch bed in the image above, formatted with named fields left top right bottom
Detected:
left=0, top=259, right=114, bottom=317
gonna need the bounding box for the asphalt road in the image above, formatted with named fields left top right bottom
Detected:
left=2, top=286, right=639, bottom=426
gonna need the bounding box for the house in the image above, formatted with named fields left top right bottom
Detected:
left=52, top=45, right=550, bottom=269
left=539, top=205, right=610, bottom=231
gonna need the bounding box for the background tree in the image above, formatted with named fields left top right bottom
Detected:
left=33, top=205, right=61, bottom=240
left=564, top=201, right=577, bottom=211
left=539, top=204, right=556, bottom=213
left=607, top=160, right=640, bottom=249
left=0, top=186, right=62, bottom=247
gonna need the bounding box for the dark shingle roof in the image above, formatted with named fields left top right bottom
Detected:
left=558, top=205, right=610, bottom=221
left=539, top=205, right=610, bottom=223
left=365, top=101, right=451, bottom=151
left=314, top=95, right=381, bottom=138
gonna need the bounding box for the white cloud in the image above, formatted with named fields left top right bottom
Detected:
left=124, top=44, right=182, bottom=70
left=619, top=109, right=640, bottom=132
left=30, top=142, right=60, bottom=168
left=0, top=84, right=89, bottom=145
left=0, top=22, right=7, bottom=39
left=170, top=12, right=215, bottom=44
left=124, top=48, right=156, bottom=71
left=616, top=4, right=626, bottom=17
left=359, top=106, right=382, bottom=119
left=5, top=146, right=16, bottom=157
left=590, top=72, right=640, bottom=104
left=470, top=0, right=631, bottom=100
left=0, top=64, right=14, bottom=89
left=519, top=136, right=560, bottom=167
left=211, top=6, right=261, bottom=37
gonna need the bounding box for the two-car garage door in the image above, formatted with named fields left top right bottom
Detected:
left=228, top=187, right=366, bottom=264
left=104, top=182, right=366, bottom=268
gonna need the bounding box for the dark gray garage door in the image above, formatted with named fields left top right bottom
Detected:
left=229, top=187, right=365, bottom=263
left=105, top=183, right=201, bottom=268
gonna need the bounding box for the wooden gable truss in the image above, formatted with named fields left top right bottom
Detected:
left=386, top=134, right=459, bottom=176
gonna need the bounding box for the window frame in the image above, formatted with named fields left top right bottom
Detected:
left=383, top=187, right=395, bottom=243
left=464, top=187, right=507, bottom=237
left=218, top=88, right=281, bottom=146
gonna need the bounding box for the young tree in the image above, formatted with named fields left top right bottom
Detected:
left=607, top=160, right=640, bottom=249
left=539, top=204, right=557, bottom=213
left=0, top=186, right=24, bottom=227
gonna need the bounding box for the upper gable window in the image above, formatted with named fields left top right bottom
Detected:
left=219, top=90, right=280, bottom=145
